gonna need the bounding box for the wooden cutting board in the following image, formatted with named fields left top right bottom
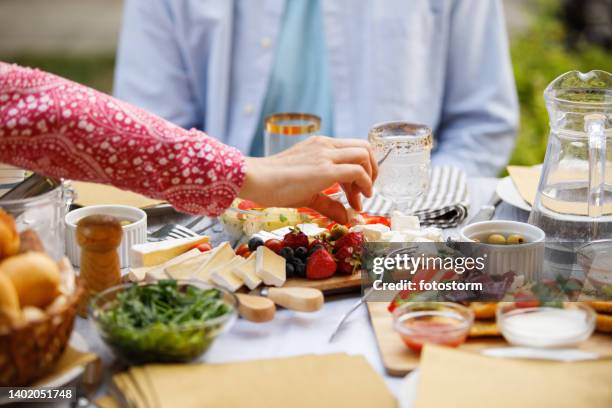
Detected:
left=367, top=301, right=612, bottom=377
left=283, top=273, right=362, bottom=294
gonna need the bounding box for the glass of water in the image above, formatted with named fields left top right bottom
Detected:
left=368, top=122, right=433, bottom=214
left=264, top=113, right=321, bottom=156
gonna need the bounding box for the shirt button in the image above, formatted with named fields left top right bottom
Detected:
left=244, top=104, right=254, bottom=115
left=260, top=37, right=272, bottom=49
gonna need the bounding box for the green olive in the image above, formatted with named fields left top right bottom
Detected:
left=330, top=224, right=349, bottom=240
left=487, top=234, right=507, bottom=245
left=507, top=234, right=525, bottom=245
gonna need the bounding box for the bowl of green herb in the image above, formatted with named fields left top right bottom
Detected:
left=90, top=279, right=237, bottom=364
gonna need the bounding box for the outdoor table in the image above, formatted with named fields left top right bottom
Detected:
left=73, top=176, right=528, bottom=402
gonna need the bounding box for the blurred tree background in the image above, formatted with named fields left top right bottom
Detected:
left=509, top=0, right=611, bottom=168
left=1, top=0, right=610, bottom=173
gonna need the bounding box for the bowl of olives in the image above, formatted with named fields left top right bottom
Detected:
left=460, top=221, right=545, bottom=281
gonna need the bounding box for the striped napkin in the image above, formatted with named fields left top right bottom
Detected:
left=352, top=166, right=470, bottom=228
left=0, top=164, right=25, bottom=196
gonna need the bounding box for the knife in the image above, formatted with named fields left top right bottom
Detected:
left=469, top=192, right=501, bottom=224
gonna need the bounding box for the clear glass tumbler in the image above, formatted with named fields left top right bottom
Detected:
left=368, top=122, right=433, bottom=214
left=264, top=113, right=321, bottom=156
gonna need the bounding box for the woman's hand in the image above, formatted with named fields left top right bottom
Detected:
left=239, top=136, right=378, bottom=224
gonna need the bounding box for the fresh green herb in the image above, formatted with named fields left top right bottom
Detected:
left=279, top=214, right=288, bottom=223
left=96, top=280, right=233, bottom=364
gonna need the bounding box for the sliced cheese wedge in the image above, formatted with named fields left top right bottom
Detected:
left=210, top=256, right=245, bottom=292
left=233, top=252, right=261, bottom=290
left=165, top=251, right=213, bottom=280
left=192, top=242, right=235, bottom=282
left=255, top=246, right=286, bottom=287
left=130, top=236, right=209, bottom=267
left=128, top=248, right=202, bottom=282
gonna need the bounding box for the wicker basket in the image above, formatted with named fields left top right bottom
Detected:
left=0, top=281, right=84, bottom=386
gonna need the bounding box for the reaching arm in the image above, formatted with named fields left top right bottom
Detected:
left=0, top=62, right=244, bottom=216
left=0, top=63, right=377, bottom=223
left=432, top=0, right=519, bottom=176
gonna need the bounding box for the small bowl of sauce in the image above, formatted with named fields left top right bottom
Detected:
left=392, top=302, right=474, bottom=353
left=497, top=302, right=596, bottom=348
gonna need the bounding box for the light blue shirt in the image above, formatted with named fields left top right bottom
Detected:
left=114, top=0, right=519, bottom=176
left=250, top=0, right=333, bottom=156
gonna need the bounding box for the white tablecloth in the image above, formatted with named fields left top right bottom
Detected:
left=74, top=177, right=529, bottom=402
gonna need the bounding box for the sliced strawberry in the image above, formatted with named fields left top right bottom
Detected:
left=361, top=214, right=391, bottom=227
left=306, top=249, right=337, bottom=280
left=322, top=182, right=341, bottom=195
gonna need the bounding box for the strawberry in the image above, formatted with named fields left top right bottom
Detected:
left=306, top=249, right=337, bottom=280
left=282, top=228, right=309, bottom=249
left=334, top=231, right=364, bottom=252
left=335, top=245, right=361, bottom=275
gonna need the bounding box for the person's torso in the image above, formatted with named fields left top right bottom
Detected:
left=165, top=0, right=449, bottom=154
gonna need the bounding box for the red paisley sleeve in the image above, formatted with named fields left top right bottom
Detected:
left=0, top=62, right=246, bottom=216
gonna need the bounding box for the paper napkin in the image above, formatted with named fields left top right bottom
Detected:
left=414, top=344, right=612, bottom=408
left=112, top=353, right=395, bottom=408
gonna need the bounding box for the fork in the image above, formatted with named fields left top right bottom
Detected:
left=148, top=217, right=214, bottom=241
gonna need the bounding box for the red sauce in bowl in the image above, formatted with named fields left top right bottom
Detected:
left=393, top=303, right=473, bottom=353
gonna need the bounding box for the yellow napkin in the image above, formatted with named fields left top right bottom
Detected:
left=507, top=165, right=612, bottom=215
left=113, top=353, right=395, bottom=408
left=32, top=346, right=98, bottom=386
left=72, top=181, right=164, bottom=208
left=414, top=345, right=612, bottom=408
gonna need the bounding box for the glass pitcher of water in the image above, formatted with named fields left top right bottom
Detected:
left=528, top=70, right=611, bottom=278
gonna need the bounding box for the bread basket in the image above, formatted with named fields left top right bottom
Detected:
left=0, top=278, right=83, bottom=386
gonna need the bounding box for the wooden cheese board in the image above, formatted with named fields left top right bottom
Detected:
left=367, top=301, right=612, bottom=377
left=283, top=273, right=363, bottom=295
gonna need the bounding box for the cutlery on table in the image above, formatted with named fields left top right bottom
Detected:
left=236, top=293, right=276, bottom=322
left=469, top=191, right=502, bottom=224
left=251, top=287, right=324, bottom=312
left=148, top=217, right=216, bottom=241
left=329, top=287, right=375, bottom=342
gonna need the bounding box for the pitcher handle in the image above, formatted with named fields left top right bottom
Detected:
left=585, top=113, right=607, bottom=219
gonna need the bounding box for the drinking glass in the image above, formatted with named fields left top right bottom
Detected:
left=368, top=122, right=433, bottom=213
left=264, top=113, right=321, bottom=156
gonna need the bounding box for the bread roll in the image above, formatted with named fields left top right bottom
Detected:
left=0, top=273, right=21, bottom=331
left=0, top=209, right=20, bottom=259
left=1, top=252, right=60, bottom=308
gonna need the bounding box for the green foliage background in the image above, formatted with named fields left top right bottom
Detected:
left=509, top=0, right=611, bottom=168
left=6, top=1, right=611, bottom=172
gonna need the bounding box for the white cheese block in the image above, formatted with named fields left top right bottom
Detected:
left=390, top=211, right=420, bottom=232
left=271, top=223, right=326, bottom=238
left=128, top=248, right=202, bottom=282
left=349, top=223, right=390, bottom=241
left=380, top=231, right=409, bottom=243
left=130, top=236, right=209, bottom=267
left=251, top=230, right=283, bottom=242
left=193, top=242, right=236, bottom=282
left=165, top=251, right=213, bottom=279
left=233, top=253, right=261, bottom=290
left=210, top=256, right=245, bottom=292
left=255, top=246, right=286, bottom=287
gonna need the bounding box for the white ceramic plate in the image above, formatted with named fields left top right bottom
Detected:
left=496, top=176, right=531, bottom=212
left=0, top=332, right=89, bottom=405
